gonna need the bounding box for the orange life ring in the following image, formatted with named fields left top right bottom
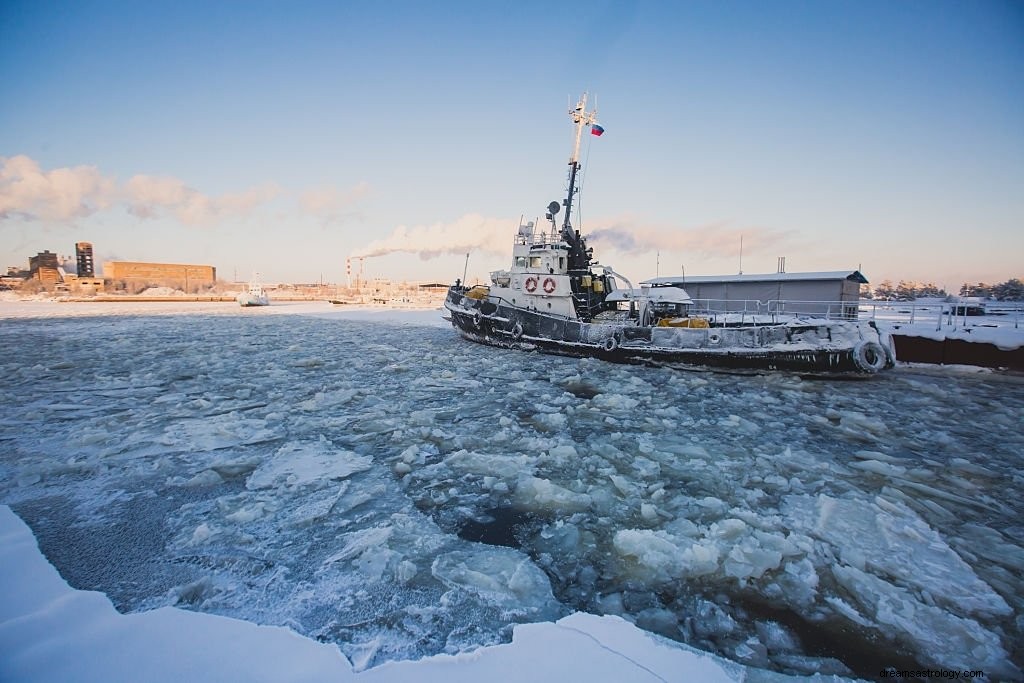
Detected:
left=542, top=277, right=556, bottom=294
left=525, top=277, right=538, bottom=293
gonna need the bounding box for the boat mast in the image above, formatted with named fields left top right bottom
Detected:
left=561, top=93, right=598, bottom=271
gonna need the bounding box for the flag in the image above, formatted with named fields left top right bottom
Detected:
left=591, top=124, right=605, bottom=137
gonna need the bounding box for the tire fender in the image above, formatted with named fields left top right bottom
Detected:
left=853, top=340, right=887, bottom=373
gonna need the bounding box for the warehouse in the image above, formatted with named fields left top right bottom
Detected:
left=642, top=270, right=868, bottom=319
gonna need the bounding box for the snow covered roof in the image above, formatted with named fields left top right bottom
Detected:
left=642, top=270, right=869, bottom=286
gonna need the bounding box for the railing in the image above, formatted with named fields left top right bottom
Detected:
left=858, top=300, right=1023, bottom=331
left=685, top=299, right=859, bottom=325
left=687, top=298, right=1024, bottom=331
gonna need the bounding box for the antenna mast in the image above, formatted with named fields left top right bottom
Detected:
left=561, top=93, right=599, bottom=271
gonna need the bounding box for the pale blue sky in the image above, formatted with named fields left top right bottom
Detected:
left=2, top=0, right=1021, bottom=289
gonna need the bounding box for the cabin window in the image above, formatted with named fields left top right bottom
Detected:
left=515, top=257, right=527, bottom=268
left=559, top=257, right=565, bottom=270
left=529, top=256, right=542, bottom=268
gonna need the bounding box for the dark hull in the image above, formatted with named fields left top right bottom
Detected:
left=445, top=288, right=893, bottom=375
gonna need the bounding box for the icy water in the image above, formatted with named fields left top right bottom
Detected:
left=1, top=310, right=1021, bottom=680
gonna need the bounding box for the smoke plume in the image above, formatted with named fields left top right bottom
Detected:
left=353, top=214, right=514, bottom=259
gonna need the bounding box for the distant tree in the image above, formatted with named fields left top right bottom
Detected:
left=916, top=282, right=946, bottom=298
left=992, top=278, right=1024, bottom=301
left=874, top=279, right=895, bottom=300
left=895, top=280, right=917, bottom=301
left=962, top=282, right=993, bottom=298
left=859, top=284, right=873, bottom=299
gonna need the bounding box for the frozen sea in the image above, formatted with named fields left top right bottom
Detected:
left=1, top=301, right=1022, bottom=680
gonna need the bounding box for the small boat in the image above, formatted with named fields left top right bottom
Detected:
left=237, top=279, right=269, bottom=307
left=444, top=94, right=895, bottom=375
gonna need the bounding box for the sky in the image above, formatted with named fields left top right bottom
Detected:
left=1, top=0, right=1022, bottom=290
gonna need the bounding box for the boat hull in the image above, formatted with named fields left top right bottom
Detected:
left=237, top=295, right=269, bottom=307
left=445, top=288, right=894, bottom=375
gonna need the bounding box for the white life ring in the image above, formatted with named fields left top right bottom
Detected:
left=603, top=336, right=619, bottom=352
left=472, top=311, right=483, bottom=328
left=542, top=277, right=556, bottom=294
left=852, top=341, right=887, bottom=373
left=511, top=321, right=524, bottom=340
left=525, top=277, right=538, bottom=293
left=708, top=333, right=721, bottom=345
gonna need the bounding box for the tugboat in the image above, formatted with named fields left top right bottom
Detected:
left=444, top=94, right=895, bottom=375
left=237, top=277, right=270, bottom=307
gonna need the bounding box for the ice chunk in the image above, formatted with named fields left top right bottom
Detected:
left=183, top=469, right=224, bottom=487
left=515, top=476, right=591, bottom=512
left=837, top=410, right=889, bottom=437
left=723, top=539, right=782, bottom=581
left=394, top=559, right=418, bottom=583
left=224, top=503, right=266, bottom=523
left=247, top=437, right=372, bottom=490
left=324, top=525, right=393, bottom=564
left=771, top=653, right=852, bottom=676
left=754, top=620, right=799, bottom=653
left=532, top=411, right=567, bottom=431
left=784, top=494, right=1011, bottom=618
left=848, top=459, right=907, bottom=478
left=431, top=547, right=558, bottom=613
left=444, top=449, right=536, bottom=479
left=613, top=529, right=683, bottom=584
left=852, top=449, right=908, bottom=464
left=190, top=523, right=215, bottom=545
left=832, top=563, right=1015, bottom=677
left=282, top=482, right=349, bottom=527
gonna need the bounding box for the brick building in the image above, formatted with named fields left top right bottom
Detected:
left=102, top=261, right=217, bottom=290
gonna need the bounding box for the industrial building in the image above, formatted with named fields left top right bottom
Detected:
left=103, top=261, right=217, bottom=291
left=28, top=251, right=61, bottom=284
left=76, top=242, right=95, bottom=278
left=643, top=270, right=868, bottom=319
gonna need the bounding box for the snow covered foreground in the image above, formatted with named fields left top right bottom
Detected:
left=0, top=504, right=751, bottom=683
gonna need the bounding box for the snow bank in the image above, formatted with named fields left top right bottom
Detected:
left=0, top=505, right=748, bottom=683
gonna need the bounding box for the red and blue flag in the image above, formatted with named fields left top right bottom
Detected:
left=591, top=124, right=605, bottom=136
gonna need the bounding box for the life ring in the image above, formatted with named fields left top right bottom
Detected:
left=542, top=277, right=556, bottom=294
left=603, top=336, right=619, bottom=352
left=525, top=277, right=538, bottom=293
left=852, top=341, right=887, bottom=373
left=708, top=333, right=721, bottom=345
left=472, top=311, right=483, bottom=329
left=511, top=321, right=524, bottom=340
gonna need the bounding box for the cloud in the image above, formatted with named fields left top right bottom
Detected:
left=124, top=175, right=280, bottom=224
left=299, top=182, right=371, bottom=220
left=585, top=215, right=793, bottom=259
left=1, top=155, right=281, bottom=226
left=353, top=213, right=514, bottom=259
left=0, top=155, right=117, bottom=221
